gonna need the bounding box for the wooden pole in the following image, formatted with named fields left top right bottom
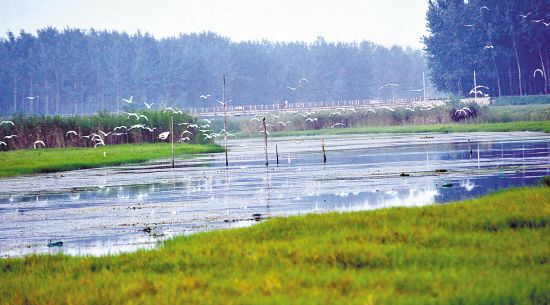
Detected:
left=171, top=114, right=175, bottom=168
left=263, top=117, right=268, bottom=166
left=322, top=138, right=327, bottom=163
left=467, top=139, right=473, bottom=158
left=223, top=75, right=228, bottom=167
left=276, top=144, right=279, bottom=166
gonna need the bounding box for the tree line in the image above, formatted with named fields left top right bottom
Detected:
left=0, top=28, right=428, bottom=116
left=424, top=0, right=549, bottom=97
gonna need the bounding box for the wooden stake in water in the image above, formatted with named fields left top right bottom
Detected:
left=276, top=144, right=279, bottom=166
left=223, top=75, right=228, bottom=167
left=322, top=138, right=327, bottom=163
left=467, top=139, right=473, bottom=158
left=171, top=114, right=175, bottom=168
left=263, top=117, right=268, bottom=166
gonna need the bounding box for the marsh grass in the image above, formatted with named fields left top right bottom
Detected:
left=266, top=120, right=550, bottom=138
left=0, top=143, right=223, bottom=178
left=0, top=187, right=549, bottom=304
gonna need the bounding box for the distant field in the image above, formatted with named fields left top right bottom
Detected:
left=0, top=187, right=548, bottom=304
left=491, top=95, right=550, bottom=106
left=266, top=120, right=550, bottom=138
left=0, top=143, right=223, bottom=178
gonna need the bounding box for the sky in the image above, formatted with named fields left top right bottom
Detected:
left=0, top=0, right=429, bottom=48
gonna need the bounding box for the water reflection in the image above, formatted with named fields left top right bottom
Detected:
left=0, top=132, right=549, bottom=257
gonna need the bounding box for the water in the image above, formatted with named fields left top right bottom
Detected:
left=0, top=132, right=549, bottom=257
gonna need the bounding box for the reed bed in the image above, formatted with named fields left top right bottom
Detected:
left=0, top=111, right=212, bottom=151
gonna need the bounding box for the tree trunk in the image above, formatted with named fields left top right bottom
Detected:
left=539, top=47, right=548, bottom=94
left=492, top=55, right=502, bottom=97
left=512, top=36, right=523, bottom=96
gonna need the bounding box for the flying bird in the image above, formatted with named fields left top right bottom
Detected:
left=124, top=112, right=139, bottom=120
left=26, top=96, right=39, bottom=100
left=411, top=88, right=423, bottom=92
left=200, top=94, right=211, bottom=99
left=113, top=126, right=127, bottom=132
left=305, top=117, right=318, bottom=122
left=329, top=111, right=341, bottom=117
left=181, top=130, right=193, bottom=136
left=98, top=130, right=112, bottom=137
left=179, top=137, right=191, bottom=142
left=331, top=123, right=346, bottom=128
left=278, top=121, right=291, bottom=127
left=250, top=117, right=261, bottom=122
left=3, top=135, right=17, bottom=139
left=1, top=120, right=14, bottom=126
left=379, top=106, right=395, bottom=112
left=484, top=45, right=494, bottom=49
left=33, top=140, right=46, bottom=149
left=533, top=69, right=544, bottom=77
left=122, top=96, right=133, bottom=104
left=158, top=131, right=170, bottom=140
left=143, top=126, right=156, bottom=132
left=519, top=12, right=531, bottom=19
left=480, top=5, right=489, bottom=11
left=66, top=130, right=78, bottom=137
left=138, top=114, right=148, bottom=121
left=0, top=141, right=6, bottom=147
left=143, top=101, right=154, bottom=109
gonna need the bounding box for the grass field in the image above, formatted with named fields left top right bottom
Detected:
left=267, top=120, right=550, bottom=138
left=0, top=143, right=224, bottom=178
left=1, top=187, right=549, bottom=304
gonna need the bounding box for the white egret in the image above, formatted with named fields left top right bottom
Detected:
left=66, top=130, right=78, bottom=137
left=33, top=140, right=46, bottom=149
left=158, top=131, right=170, bottom=140
left=0, top=120, right=14, bottom=126
left=143, top=101, right=154, bottom=109
left=122, top=96, right=133, bottom=104
left=200, top=94, right=211, bottom=99
left=533, top=69, right=544, bottom=77
left=331, top=123, right=346, bottom=128
left=0, top=141, right=6, bottom=147
left=3, top=135, right=17, bottom=139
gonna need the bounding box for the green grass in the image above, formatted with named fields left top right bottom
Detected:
left=491, top=95, right=550, bottom=106
left=1, top=187, right=549, bottom=304
left=266, top=120, right=550, bottom=137
left=0, top=143, right=224, bottom=178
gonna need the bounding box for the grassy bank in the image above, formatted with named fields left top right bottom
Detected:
left=1, top=187, right=549, bottom=304
left=267, top=120, right=550, bottom=137
left=0, top=143, right=223, bottom=178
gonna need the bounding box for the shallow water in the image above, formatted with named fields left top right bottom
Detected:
left=0, top=132, right=549, bottom=257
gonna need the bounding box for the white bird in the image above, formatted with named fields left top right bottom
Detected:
left=379, top=83, right=399, bottom=90
left=98, top=130, right=112, bottom=137
left=298, top=78, right=309, bottom=85
left=203, top=118, right=211, bottom=124
left=420, top=106, right=434, bottom=111
left=3, top=135, right=17, bottom=139
left=181, top=130, right=193, bottom=136
left=179, top=137, right=191, bottom=142
left=122, top=96, right=133, bottom=104
left=158, top=131, right=170, bottom=140
left=66, top=131, right=78, bottom=137
left=404, top=106, right=416, bottom=112
left=216, top=100, right=225, bottom=106
left=462, top=107, right=472, bottom=113
left=187, top=124, right=199, bottom=129
left=143, top=127, right=156, bottom=132
left=199, top=94, right=211, bottom=99
left=163, top=107, right=183, bottom=114
left=411, top=88, right=423, bottom=92
left=124, top=112, right=139, bottom=120
left=26, top=96, right=39, bottom=100
left=331, top=123, right=346, bottom=128
left=129, top=124, right=145, bottom=130
left=0, top=120, right=14, bottom=126
left=464, top=24, right=475, bottom=28
left=113, top=126, right=127, bottom=132
left=287, top=86, right=298, bottom=91
left=259, top=130, right=270, bottom=136
left=33, top=140, right=46, bottom=149
left=519, top=12, right=531, bottom=19
left=0, top=141, right=6, bottom=147
left=484, top=45, right=494, bottom=49
left=143, top=102, right=154, bottom=109
left=250, top=117, right=261, bottom=122
left=480, top=5, right=489, bottom=11
left=532, top=19, right=544, bottom=23
left=279, top=121, right=291, bottom=127
left=203, top=133, right=214, bottom=139
left=533, top=69, right=544, bottom=77
left=543, top=22, right=550, bottom=27
left=329, top=112, right=341, bottom=117
left=138, top=114, right=148, bottom=121
left=364, top=109, right=376, bottom=114
left=305, top=117, right=318, bottom=122
left=379, top=106, right=395, bottom=112
left=347, top=108, right=357, bottom=114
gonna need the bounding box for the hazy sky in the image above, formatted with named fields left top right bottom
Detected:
left=0, top=0, right=429, bottom=48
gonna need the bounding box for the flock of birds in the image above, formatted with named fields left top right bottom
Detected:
left=461, top=6, right=548, bottom=80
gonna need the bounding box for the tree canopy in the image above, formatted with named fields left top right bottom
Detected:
left=0, top=28, right=428, bottom=116
left=424, top=0, right=549, bottom=97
